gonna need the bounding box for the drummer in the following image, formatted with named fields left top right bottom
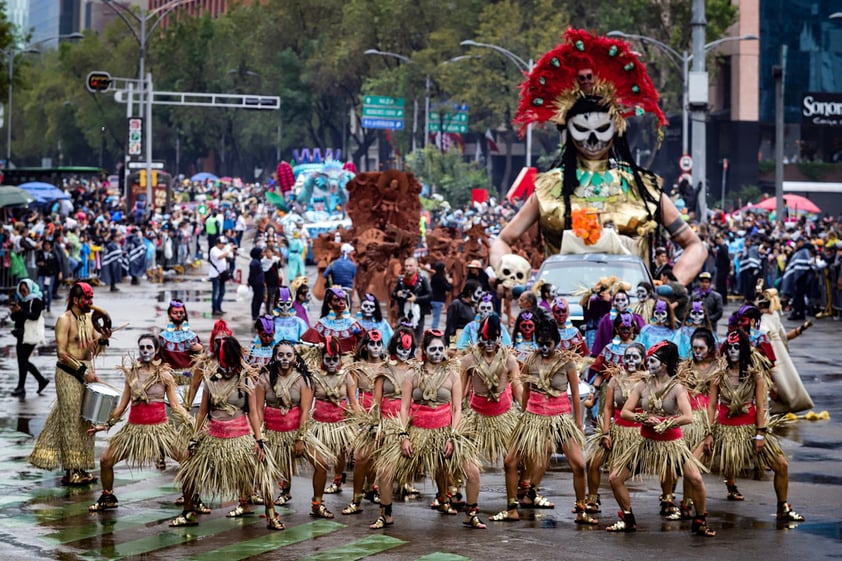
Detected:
left=87, top=335, right=192, bottom=512
left=29, top=282, right=111, bottom=485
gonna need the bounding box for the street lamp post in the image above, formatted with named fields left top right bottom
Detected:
left=459, top=40, right=534, bottom=167
left=1, top=32, right=83, bottom=165
left=606, top=30, right=757, bottom=221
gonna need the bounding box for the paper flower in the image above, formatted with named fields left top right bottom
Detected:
left=571, top=208, right=602, bottom=245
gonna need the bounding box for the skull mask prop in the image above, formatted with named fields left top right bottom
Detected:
left=652, top=300, right=669, bottom=325
left=567, top=111, right=615, bottom=161
left=688, top=301, right=706, bottom=325
left=277, top=287, right=293, bottom=316
left=613, top=292, right=629, bottom=312
left=496, top=254, right=531, bottom=289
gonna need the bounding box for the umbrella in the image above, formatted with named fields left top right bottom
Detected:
left=190, top=172, right=219, bottom=182
left=751, top=195, right=821, bottom=214
left=18, top=181, right=71, bottom=203
left=0, top=185, right=36, bottom=208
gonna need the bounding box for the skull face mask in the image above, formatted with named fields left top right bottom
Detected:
left=478, top=334, right=499, bottom=353
left=652, top=300, right=669, bottom=324
left=519, top=318, right=536, bottom=340
left=360, top=298, right=377, bottom=319
left=277, top=287, right=293, bottom=316
left=623, top=350, right=643, bottom=372
left=613, top=292, right=629, bottom=312
left=477, top=295, right=494, bottom=319
left=636, top=287, right=649, bottom=303
left=138, top=338, right=156, bottom=363
left=395, top=332, right=414, bottom=362
left=425, top=340, right=446, bottom=364
left=689, top=301, right=706, bottom=325
left=567, top=111, right=615, bottom=161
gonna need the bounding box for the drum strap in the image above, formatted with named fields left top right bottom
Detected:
left=56, top=361, right=86, bottom=385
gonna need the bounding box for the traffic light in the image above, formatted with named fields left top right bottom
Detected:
left=86, top=71, right=112, bottom=93
left=138, top=170, right=157, bottom=187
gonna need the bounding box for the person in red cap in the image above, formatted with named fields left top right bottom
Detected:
left=29, top=282, right=111, bottom=485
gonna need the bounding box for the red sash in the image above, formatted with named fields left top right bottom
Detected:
left=313, top=399, right=346, bottom=423
left=613, top=409, right=639, bottom=428
left=359, top=391, right=374, bottom=411
left=381, top=397, right=402, bottom=418
left=128, top=401, right=167, bottom=425
left=412, top=403, right=451, bottom=429
left=470, top=385, right=513, bottom=417
left=525, top=392, right=571, bottom=416
left=207, top=415, right=251, bottom=438
left=640, top=422, right=683, bottom=441
left=690, top=394, right=710, bottom=411
left=264, top=406, right=301, bottom=432
left=716, top=403, right=756, bottom=426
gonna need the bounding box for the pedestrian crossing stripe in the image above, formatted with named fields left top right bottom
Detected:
left=0, top=476, right=173, bottom=512
left=28, top=483, right=178, bottom=522
left=298, top=534, right=407, bottom=561
left=414, top=555, right=472, bottom=561
left=79, top=515, right=265, bottom=561
left=183, top=520, right=345, bottom=561
left=41, top=508, right=174, bottom=545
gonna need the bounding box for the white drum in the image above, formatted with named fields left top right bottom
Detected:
left=81, top=383, right=122, bottom=424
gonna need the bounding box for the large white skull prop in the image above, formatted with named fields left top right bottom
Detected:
left=496, top=254, right=531, bottom=289
left=568, top=111, right=614, bottom=160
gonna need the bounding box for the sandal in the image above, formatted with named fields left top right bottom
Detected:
left=402, top=483, right=420, bottom=497
left=691, top=515, right=716, bottom=537
left=248, top=493, right=265, bottom=505
left=726, top=484, right=745, bottom=501
left=194, top=500, right=212, bottom=514
left=666, top=499, right=694, bottom=521
left=226, top=504, right=254, bottom=518
left=489, top=508, right=519, bottom=522
left=606, top=510, right=636, bottom=533
left=585, top=494, right=601, bottom=514
left=175, top=495, right=185, bottom=506
left=170, top=510, right=198, bottom=527
left=463, top=511, right=487, bottom=529
left=88, top=492, right=119, bottom=512
left=574, top=503, right=599, bottom=526
left=659, top=494, right=678, bottom=517
left=342, top=502, right=364, bottom=515
left=364, top=486, right=381, bottom=504
left=369, top=514, right=394, bottom=529
left=520, top=487, right=555, bottom=509
left=436, top=498, right=459, bottom=515
left=274, top=493, right=292, bottom=506
left=448, top=492, right=465, bottom=512
left=324, top=473, right=346, bottom=494
left=310, top=502, right=335, bottom=519
left=266, top=514, right=286, bottom=531
left=777, top=504, right=805, bottom=522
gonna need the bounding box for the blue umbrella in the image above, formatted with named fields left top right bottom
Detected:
left=18, top=181, right=71, bottom=203
left=190, top=172, right=219, bottom=182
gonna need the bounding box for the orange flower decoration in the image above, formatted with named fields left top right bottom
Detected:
left=571, top=208, right=602, bottom=245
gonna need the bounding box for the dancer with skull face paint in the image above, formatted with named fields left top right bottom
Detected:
left=369, top=326, right=420, bottom=529
left=456, top=290, right=513, bottom=351
left=461, top=314, right=523, bottom=464
left=307, top=337, right=362, bottom=516
left=551, top=297, right=589, bottom=356
left=302, top=287, right=365, bottom=354
left=158, top=299, right=203, bottom=384
left=172, top=336, right=282, bottom=530
left=492, top=320, right=588, bottom=523
left=255, top=340, right=329, bottom=511
left=272, top=286, right=309, bottom=344
left=583, top=342, right=646, bottom=518
left=668, top=327, right=719, bottom=521
left=674, top=300, right=715, bottom=360
left=376, top=330, right=485, bottom=529
left=491, top=30, right=707, bottom=286
left=635, top=297, right=680, bottom=352
left=88, top=335, right=191, bottom=513
left=341, top=330, right=388, bottom=515
left=632, top=282, right=656, bottom=323
left=591, top=287, right=645, bottom=360
left=357, top=293, right=394, bottom=345
left=29, top=282, right=110, bottom=486
left=704, top=329, right=805, bottom=522
left=512, top=311, right=540, bottom=362
left=606, top=341, right=714, bottom=537
left=728, top=305, right=776, bottom=365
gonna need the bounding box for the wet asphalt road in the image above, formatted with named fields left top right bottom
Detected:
left=0, top=270, right=840, bottom=561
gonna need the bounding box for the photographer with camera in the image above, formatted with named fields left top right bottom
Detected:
left=390, top=257, right=431, bottom=343
left=209, top=236, right=234, bottom=316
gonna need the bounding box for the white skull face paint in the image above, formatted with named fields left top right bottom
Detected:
left=623, top=350, right=643, bottom=372
left=278, top=299, right=293, bottom=315
left=537, top=340, right=555, bottom=358
left=395, top=345, right=413, bottom=362
left=689, top=308, right=706, bottom=325
left=647, top=355, right=663, bottom=375
left=138, top=339, right=156, bottom=363
left=726, top=344, right=741, bottom=363
left=323, top=354, right=341, bottom=373
left=636, top=287, right=649, bottom=302
left=425, top=341, right=446, bottom=364
left=275, top=346, right=295, bottom=370
left=367, top=339, right=384, bottom=359
left=568, top=111, right=615, bottom=160
left=691, top=341, right=709, bottom=363
left=478, top=335, right=499, bottom=353
left=472, top=287, right=483, bottom=303
left=613, top=293, right=629, bottom=311
left=360, top=300, right=377, bottom=318
left=478, top=300, right=494, bottom=319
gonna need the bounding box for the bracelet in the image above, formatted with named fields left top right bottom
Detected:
left=756, top=427, right=768, bottom=433
left=633, top=412, right=648, bottom=423
left=106, top=417, right=117, bottom=429
left=753, top=435, right=765, bottom=441
left=256, top=439, right=265, bottom=449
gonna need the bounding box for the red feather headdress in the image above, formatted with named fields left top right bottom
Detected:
left=514, top=29, right=667, bottom=137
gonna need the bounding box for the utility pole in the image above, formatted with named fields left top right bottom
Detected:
left=774, top=46, right=787, bottom=223
left=689, top=0, right=708, bottom=222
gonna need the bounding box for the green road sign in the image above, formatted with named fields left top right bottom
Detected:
left=428, top=111, right=469, bottom=133
left=363, top=96, right=405, bottom=107
left=362, top=106, right=406, bottom=119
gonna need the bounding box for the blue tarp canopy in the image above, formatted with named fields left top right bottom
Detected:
left=18, top=181, right=71, bottom=203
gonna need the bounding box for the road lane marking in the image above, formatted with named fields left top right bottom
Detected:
left=298, top=534, right=406, bottom=561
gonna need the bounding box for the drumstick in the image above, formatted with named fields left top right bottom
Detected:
left=110, top=323, right=130, bottom=332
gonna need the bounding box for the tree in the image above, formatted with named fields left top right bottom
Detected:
left=406, top=145, right=490, bottom=207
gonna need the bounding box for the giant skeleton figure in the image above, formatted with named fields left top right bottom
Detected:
left=490, top=30, right=706, bottom=286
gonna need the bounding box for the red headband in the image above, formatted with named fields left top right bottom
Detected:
left=727, top=331, right=741, bottom=345
left=78, top=282, right=94, bottom=298
left=646, top=340, right=669, bottom=358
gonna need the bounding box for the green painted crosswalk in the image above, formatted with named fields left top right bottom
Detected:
left=299, top=534, right=407, bottom=561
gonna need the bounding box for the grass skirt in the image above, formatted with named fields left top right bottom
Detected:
left=109, top=420, right=182, bottom=468
left=309, top=418, right=356, bottom=462
left=463, top=407, right=519, bottom=464
left=710, top=423, right=783, bottom=478
left=612, top=433, right=707, bottom=481
left=176, top=430, right=276, bottom=501
left=265, top=425, right=333, bottom=482
left=28, top=368, right=96, bottom=471
left=683, top=408, right=712, bottom=451
left=585, top=421, right=643, bottom=471
left=374, top=421, right=478, bottom=489
left=509, top=412, right=584, bottom=468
